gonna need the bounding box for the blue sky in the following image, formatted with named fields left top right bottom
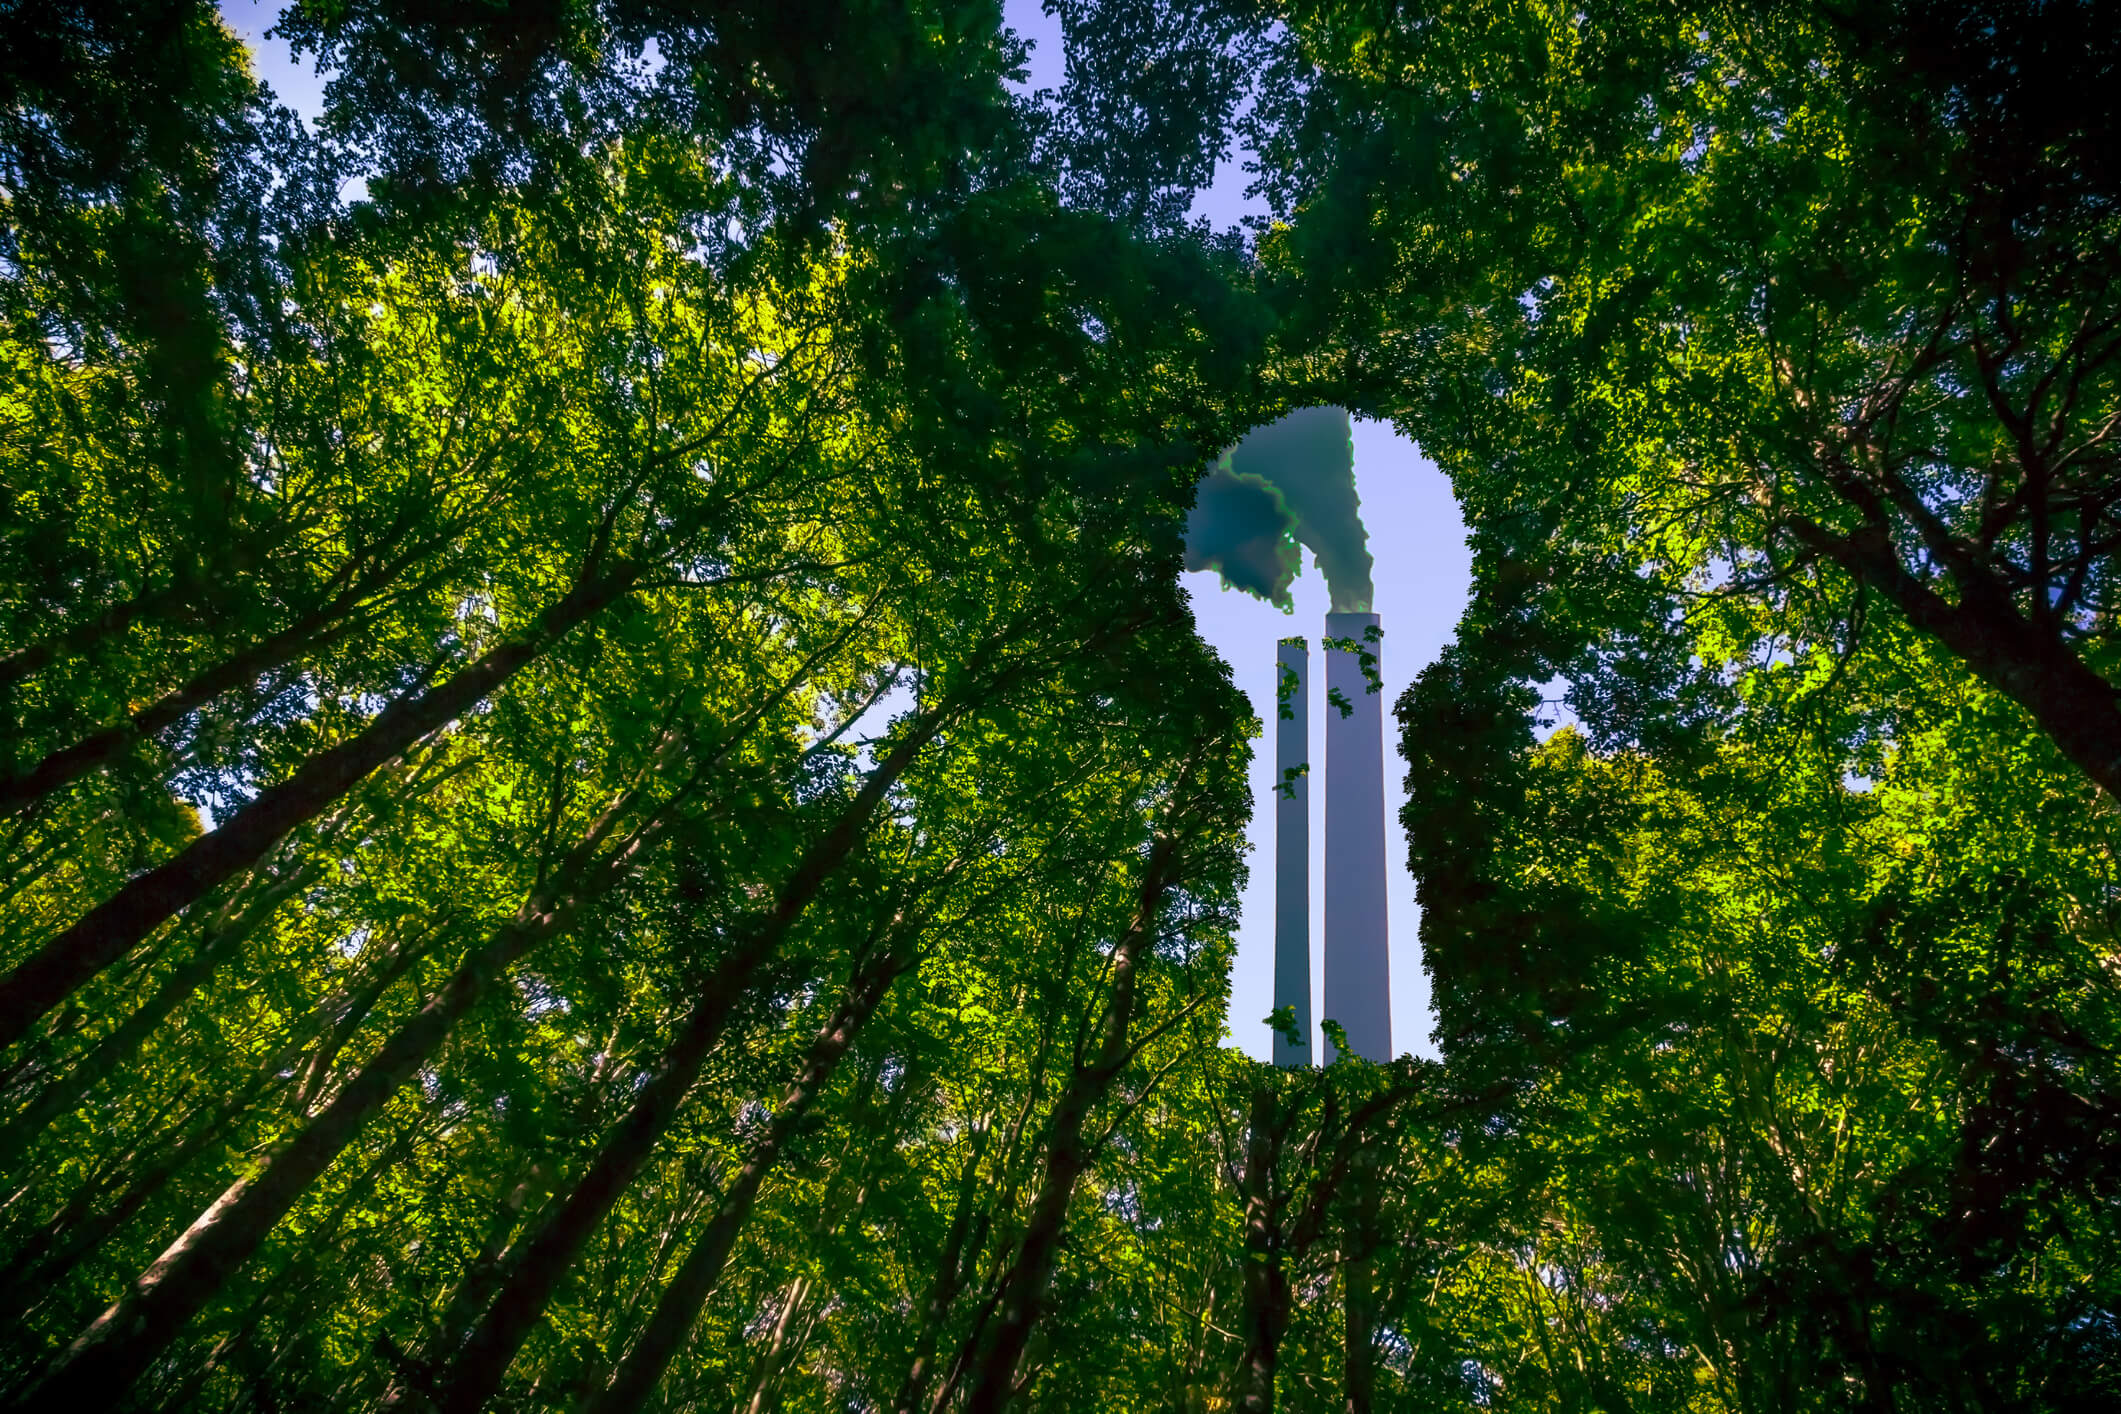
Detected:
left=220, top=1, right=326, bottom=119
left=1182, top=425, right=1471, bottom=1062
left=999, top=3, right=1477, bottom=1059
left=219, top=1, right=1478, bottom=1061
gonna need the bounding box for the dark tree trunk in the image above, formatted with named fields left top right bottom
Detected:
left=892, top=1128, right=994, bottom=1414
left=915, top=995, right=1068, bottom=1414
left=292, top=925, right=438, bottom=1113
left=377, top=1161, right=547, bottom=1411
left=740, top=1275, right=812, bottom=1414
left=1340, top=1142, right=1380, bottom=1414
left=0, top=580, right=190, bottom=693
left=0, top=955, right=444, bottom=1327
left=15, top=598, right=882, bottom=1403
left=0, top=448, right=517, bottom=799
left=144, top=1126, right=418, bottom=1414
left=1232, top=1083, right=1290, bottom=1414
left=0, top=513, right=481, bottom=817
left=0, top=1071, right=271, bottom=1326
left=1220, top=1072, right=1409, bottom=1414
left=1789, top=516, right=2121, bottom=798
left=432, top=704, right=958, bottom=1412
left=10, top=802, right=658, bottom=1412
left=430, top=950, right=770, bottom=1409
left=0, top=865, right=313, bottom=1172
left=0, top=566, right=635, bottom=1052
left=3, top=595, right=367, bottom=816
left=741, top=1055, right=907, bottom=1414
left=584, top=945, right=904, bottom=1414
left=962, top=832, right=1184, bottom=1414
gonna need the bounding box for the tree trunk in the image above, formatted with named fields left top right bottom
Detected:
left=0, top=863, right=314, bottom=1172
left=962, top=831, right=1183, bottom=1414
left=0, top=435, right=526, bottom=800
left=0, top=1071, right=271, bottom=1326
left=1232, top=1082, right=1289, bottom=1414
left=147, top=1120, right=422, bottom=1414
left=0, top=565, right=636, bottom=1052
left=293, top=925, right=439, bottom=1113
left=376, top=1161, right=549, bottom=1410
left=914, top=1003, right=1067, bottom=1414
left=740, top=1276, right=811, bottom=1414
left=892, top=1127, right=994, bottom=1414
left=0, top=579, right=191, bottom=693
left=429, top=947, right=771, bottom=1409
left=1340, top=1142, right=1380, bottom=1414
left=11, top=799, right=661, bottom=1411
left=1789, top=516, right=2121, bottom=798
left=584, top=945, right=905, bottom=1414
left=432, top=705, right=958, bottom=1412
left=2, top=589, right=376, bottom=816
left=16, top=596, right=879, bottom=1401
left=0, top=504, right=488, bottom=817
left=742, top=1051, right=905, bottom=1413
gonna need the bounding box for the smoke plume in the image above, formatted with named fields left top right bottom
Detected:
left=1183, top=463, right=1301, bottom=606
left=1183, top=406, right=1374, bottom=613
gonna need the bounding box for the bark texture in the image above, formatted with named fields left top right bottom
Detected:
left=1232, top=1083, right=1290, bottom=1414
left=12, top=800, right=659, bottom=1411
left=431, top=702, right=956, bottom=1411
left=962, top=830, right=1184, bottom=1414
left=1788, top=515, right=2121, bottom=799
left=585, top=945, right=903, bottom=1414
left=0, top=567, right=634, bottom=1052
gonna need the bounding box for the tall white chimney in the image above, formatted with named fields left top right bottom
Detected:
left=1323, top=612, right=1391, bottom=1062
left=1273, top=638, right=1312, bottom=1067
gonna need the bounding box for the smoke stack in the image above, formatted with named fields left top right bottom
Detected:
left=1323, top=613, right=1391, bottom=1062
left=1273, top=638, right=1312, bottom=1067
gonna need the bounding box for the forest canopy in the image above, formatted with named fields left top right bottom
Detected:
left=0, top=1, right=2115, bottom=1411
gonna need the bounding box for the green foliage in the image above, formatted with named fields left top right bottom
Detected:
left=2, top=2, right=2117, bottom=1411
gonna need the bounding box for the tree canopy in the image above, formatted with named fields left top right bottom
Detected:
left=1, top=1, right=2115, bottom=1410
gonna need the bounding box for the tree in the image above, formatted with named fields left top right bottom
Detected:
left=1392, top=556, right=2121, bottom=1407
left=15, top=4, right=2120, bottom=1411
left=1256, top=0, right=2121, bottom=796
left=1, top=5, right=1276, bottom=1408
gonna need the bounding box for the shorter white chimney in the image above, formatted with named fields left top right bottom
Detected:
left=1273, top=638, right=1312, bottom=1068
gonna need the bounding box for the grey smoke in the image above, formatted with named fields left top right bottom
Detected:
left=1183, top=464, right=1300, bottom=606
left=1183, top=406, right=1375, bottom=614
